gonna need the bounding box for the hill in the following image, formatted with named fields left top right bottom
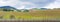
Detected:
left=0, top=6, right=16, bottom=9
left=0, top=10, right=59, bottom=20
left=0, top=6, right=18, bottom=11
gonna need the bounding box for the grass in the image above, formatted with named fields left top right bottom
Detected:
left=0, top=10, right=60, bottom=20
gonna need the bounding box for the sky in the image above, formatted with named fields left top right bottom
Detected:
left=0, top=0, right=60, bottom=9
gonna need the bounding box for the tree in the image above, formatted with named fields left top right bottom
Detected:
left=53, top=8, right=60, bottom=10
left=40, top=8, right=47, bottom=10
left=17, top=10, right=21, bottom=12
left=23, top=10, right=29, bottom=12
left=3, top=9, right=14, bottom=11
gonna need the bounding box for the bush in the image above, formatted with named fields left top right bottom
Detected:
left=23, top=10, right=29, bottom=12
left=17, top=10, right=21, bottom=12
left=10, top=15, right=15, bottom=19
left=3, top=9, right=14, bottom=11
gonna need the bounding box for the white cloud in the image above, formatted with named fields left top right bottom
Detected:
left=0, top=0, right=37, bottom=9
left=1, top=0, right=60, bottom=9
left=0, top=0, right=20, bottom=8
left=16, top=2, right=37, bottom=9
left=43, top=0, right=60, bottom=9
left=32, top=0, right=48, bottom=2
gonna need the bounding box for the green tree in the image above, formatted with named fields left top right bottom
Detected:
left=3, top=9, right=14, bottom=11
left=17, top=10, right=21, bottom=12
left=23, top=10, right=29, bottom=12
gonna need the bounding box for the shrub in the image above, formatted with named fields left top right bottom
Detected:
left=23, top=10, right=29, bottom=12
left=3, top=9, right=14, bottom=11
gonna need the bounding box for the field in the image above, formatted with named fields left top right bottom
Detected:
left=0, top=10, right=60, bottom=20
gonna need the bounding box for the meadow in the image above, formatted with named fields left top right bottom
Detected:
left=0, top=10, right=60, bottom=20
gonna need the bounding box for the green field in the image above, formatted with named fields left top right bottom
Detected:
left=0, top=10, right=60, bottom=20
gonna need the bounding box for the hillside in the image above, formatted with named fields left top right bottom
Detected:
left=0, top=10, right=60, bottom=20
left=0, top=6, right=60, bottom=20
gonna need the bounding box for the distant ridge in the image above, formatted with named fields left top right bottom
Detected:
left=0, top=6, right=17, bottom=10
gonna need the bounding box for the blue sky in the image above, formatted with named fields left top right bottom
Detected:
left=0, top=0, right=60, bottom=9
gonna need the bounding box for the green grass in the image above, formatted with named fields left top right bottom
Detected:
left=0, top=10, right=60, bottom=20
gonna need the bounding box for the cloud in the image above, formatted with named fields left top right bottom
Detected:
left=0, top=0, right=60, bottom=9
left=43, top=0, right=60, bottom=9
left=0, top=0, right=19, bottom=7
left=20, top=0, right=55, bottom=7
left=0, top=0, right=37, bottom=9
left=17, top=0, right=55, bottom=9
left=16, top=2, right=36, bottom=9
